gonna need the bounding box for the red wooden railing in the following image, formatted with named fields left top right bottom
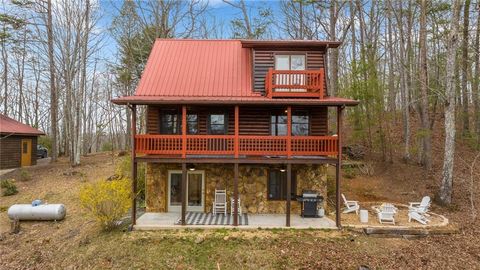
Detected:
left=265, top=68, right=325, bottom=99
left=135, top=134, right=338, bottom=157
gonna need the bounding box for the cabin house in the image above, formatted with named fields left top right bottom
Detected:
left=112, top=39, right=359, bottom=229
left=0, top=114, right=45, bottom=169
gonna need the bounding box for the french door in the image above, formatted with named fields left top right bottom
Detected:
left=274, top=54, right=306, bottom=92
left=168, top=170, right=205, bottom=212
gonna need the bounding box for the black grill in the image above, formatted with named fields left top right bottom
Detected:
left=296, top=190, right=324, bottom=218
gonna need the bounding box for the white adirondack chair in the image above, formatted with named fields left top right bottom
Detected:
left=409, top=196, right=431, bottom=215
left=342, top=194, right=360, bottom=214
left=212, top=189, right=227, bottom=215
left=375, top=204, right=396, bottom=225
left=408, top=211, right=430, bottom=225
left=230, top=197, right=242, bottom=216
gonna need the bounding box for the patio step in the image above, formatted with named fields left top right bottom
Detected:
left=362, top=226, right=458, bottom=238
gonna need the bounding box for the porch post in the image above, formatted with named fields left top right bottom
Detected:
left=336, top=106, right=344, bottom=229
left=181, top=162, right=187, bottom=225
left=233, top=162, right=239, bottom=226
left=287, top=106, right=292, bottom=158
left=234, top=105, right=239, bottom=158
left=182, top=105, right=187, bottom=158
left=130, top=104, right=137, bottom=227
left=286, top=163, right=291, bottom=227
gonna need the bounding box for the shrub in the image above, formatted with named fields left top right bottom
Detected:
left=101, top=142, right=113, bottom=152
left=1, top=179, right=18, bottom=196
left=116, top=155, right=146, bottom=201
left=79, top=178, right=131, bottom=230
left=19, top=169, right=32, bottom=181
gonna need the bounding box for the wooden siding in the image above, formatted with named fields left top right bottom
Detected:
left=252, top=49, right=327, bottom=95
left=146, top=105, right=328, bottom=136
left=0, top=135, right=38, bottom=169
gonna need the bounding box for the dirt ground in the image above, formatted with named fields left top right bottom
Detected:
left=1, top=148, right=480, bottom=269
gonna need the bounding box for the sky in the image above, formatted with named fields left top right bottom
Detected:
left=95, top=0, right=283, bottom=66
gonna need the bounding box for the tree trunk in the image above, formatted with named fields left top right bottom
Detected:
left=418, top=0, right=432, bottom=170
left=47, top=0, right=58, bottom=162
left=329, top=0, right=338, bottom=96
left=2, top=39, right=8, bottom=115
left=474, top=5, right=480, bottom=141
left=439, top=0, right=462, bottom=205
left=461, top=0, right=471, bottom=135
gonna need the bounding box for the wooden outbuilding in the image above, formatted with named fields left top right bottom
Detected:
left=0, top=114, right=45, bottom=169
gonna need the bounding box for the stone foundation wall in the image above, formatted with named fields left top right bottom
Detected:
left=145, top=163, right=328, bottom=215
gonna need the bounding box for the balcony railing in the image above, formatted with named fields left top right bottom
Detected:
left=265, top=68, right=325, bottom=99
left=135, top=134, right=338, bottom=157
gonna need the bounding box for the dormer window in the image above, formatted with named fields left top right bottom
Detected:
left=275, top=55, right=306, bottom=71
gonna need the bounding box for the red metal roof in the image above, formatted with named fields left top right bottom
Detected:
left=136, top=39, right=258, bottom=98
left=0, top=114, right=45, bottom=136
left=113, top=39, right=358, bottom=106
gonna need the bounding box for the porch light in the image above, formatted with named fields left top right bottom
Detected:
left=188, top=164, right=196, bottom=171
left=280, top=167, right=286, bottom=173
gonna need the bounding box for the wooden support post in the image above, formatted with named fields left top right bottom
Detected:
left=286, top=163, right=292, bottom=227
left=287, top=106, right=292, bottom=158
left=181, top=162, right=187, bottom=225
left=336, top=106, right=344, bottom=229
left=130, top=104, right=137, bottom=227
left=182, top=105, right=187, bottom=158
left=233, top=162, right=239, bottom=226
left=234, top=105, right=239, bottom=158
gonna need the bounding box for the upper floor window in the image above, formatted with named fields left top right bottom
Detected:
left=161, top=110, right=179, bottom=134
left=275, top=55, right=306, bottom=71
left=160, top=110, right=198, bottom=134
left=292, top=113, right=309, bottom=136
left=187, top=114, right=198, bottom=134
left=271, top=114, right=287, bottom=136
left=270, top=111, right=310, bottom=136
left=208, top=114, right=227, bottom=134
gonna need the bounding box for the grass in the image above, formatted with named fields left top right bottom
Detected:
left=1, top=152, right=480, bottom=269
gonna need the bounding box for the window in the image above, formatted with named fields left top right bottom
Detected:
left=268, top=169, right=296, bottom=200
left=270, top=111, right=310, bottom=136
left=292, top=113, right=309, bottom=136
left=270, top=114, right=287, bottom=136
left=208, top=114, right=227, bottom=134
left=187, top=114, right=198, bottom=134
left=23, top=142, right=28, bottom=154
left=161, top=110, right=179, bottom=134
left=160, top=110, right=198, bottom=134
left=275, top=55, right=306, bottom=71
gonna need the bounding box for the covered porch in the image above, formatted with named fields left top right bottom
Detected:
left=135, top=212, right=336, bottom=230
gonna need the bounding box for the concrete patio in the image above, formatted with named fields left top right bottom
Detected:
left=134, top=212, right=337, bottom=230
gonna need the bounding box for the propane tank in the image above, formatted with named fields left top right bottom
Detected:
left=7, top=204, right=66, bottom=221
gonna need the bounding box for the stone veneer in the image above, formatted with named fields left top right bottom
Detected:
left=145, top=163, right=328, bottom=215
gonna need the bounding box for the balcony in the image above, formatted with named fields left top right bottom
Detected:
left=135, top=135, right=338, bottom=157
left=265, top=68, right=325, bottom=99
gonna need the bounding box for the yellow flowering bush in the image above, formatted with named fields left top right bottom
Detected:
left=79, top=178, right=131, bottom=231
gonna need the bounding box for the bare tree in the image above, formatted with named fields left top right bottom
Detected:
left=461, top=0, right=471, bottom=135
left=439, top=0, right=463, bottom=205
left=418, top=0, right=432, bottom=170
left=473, top=3, right=480, bottom=142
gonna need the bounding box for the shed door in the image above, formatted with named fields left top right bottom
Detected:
left=21, top=139, right=32, bottom=166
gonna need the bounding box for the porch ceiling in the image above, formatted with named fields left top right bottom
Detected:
left=135, top=155, right=338, bottom=164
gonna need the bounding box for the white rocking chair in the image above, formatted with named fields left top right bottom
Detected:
left=212, top=189, right=227, bottom=215
left=409, top=196, right=431, bottom=216
left=342, top=194, right=360, bottom=214
left=230, top=197, right=242, bottom=216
